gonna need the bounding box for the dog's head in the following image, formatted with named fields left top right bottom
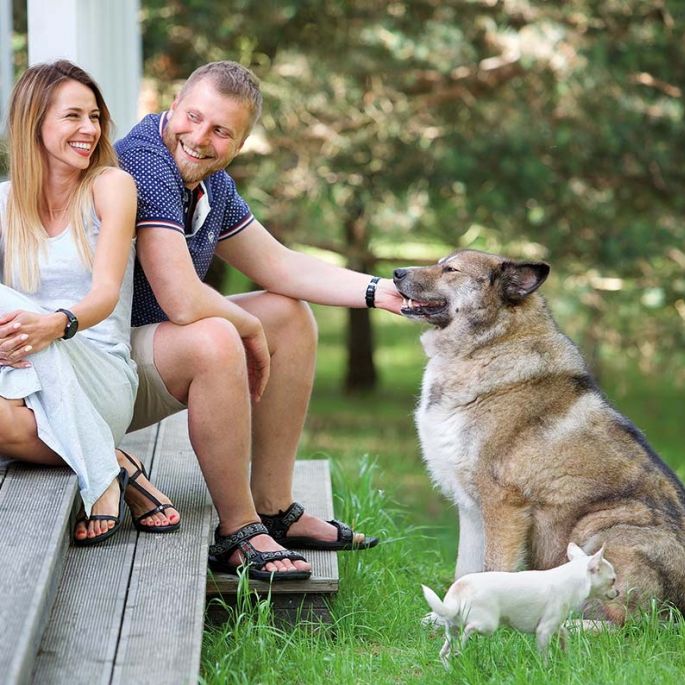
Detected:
left=393, top=249, right=550, bottom=330
left=567, top=542, right=619, bottom=600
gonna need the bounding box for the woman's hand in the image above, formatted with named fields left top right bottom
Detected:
left=0, top=309, right=64, bottom=366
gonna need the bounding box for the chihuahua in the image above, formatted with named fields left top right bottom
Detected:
left=422, top=543, right=619, bottom=664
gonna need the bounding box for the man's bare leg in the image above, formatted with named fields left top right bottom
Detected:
left=233, top=292, right=368, bottom=545
left=0, top=397, right=122, bottom=540
left=151, top=317, right=310, bottom=574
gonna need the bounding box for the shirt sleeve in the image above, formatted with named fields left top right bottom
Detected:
left=218, top=172, right=254, bottom=240
left=117, top=148, right=185, bottom=234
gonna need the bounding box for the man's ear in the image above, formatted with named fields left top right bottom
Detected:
left=588, top=545, right=606, bottom=573
left=567, top=542, right=586, bottom=561
left=499, top=261, right=550, bottom=304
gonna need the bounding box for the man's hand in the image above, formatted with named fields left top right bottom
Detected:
left=373, top=278, right=404, bottom=315
left=0, top=310, right=63, bottom=367
left=241, top=325, right=271, bottom=402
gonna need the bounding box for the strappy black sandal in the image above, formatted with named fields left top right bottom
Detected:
left=119, top=450, right=180, bottom=534
left=73, top=468, right=129, bottom=547
left=259, top=502, right=379, bottom=551
left=208, top=522, right=311, bottom=581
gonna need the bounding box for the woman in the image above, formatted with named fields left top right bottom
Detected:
left=0, top=60, right=180, bottom=544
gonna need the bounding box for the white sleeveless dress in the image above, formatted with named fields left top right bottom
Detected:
left=0, top=181, right=138, bottom=515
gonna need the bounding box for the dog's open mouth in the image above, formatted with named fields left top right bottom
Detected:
left=400, top=297, right=447, bottom=318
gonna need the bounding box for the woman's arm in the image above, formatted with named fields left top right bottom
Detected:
left=0, top=169, right=136, bottom=364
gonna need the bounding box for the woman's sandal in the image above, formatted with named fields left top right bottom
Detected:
left=207, top=522, right=312, bottom=581
left=259, top=502, right=379, bottom=551
left=119, top=450, right=181, bottom=534
left=73, top=468, right=129, bottom=547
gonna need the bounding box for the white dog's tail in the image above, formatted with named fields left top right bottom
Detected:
left=422, top=584, right=451, bottom=620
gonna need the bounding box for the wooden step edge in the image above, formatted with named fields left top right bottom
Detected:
left=0, top=466, right=78, bottom=685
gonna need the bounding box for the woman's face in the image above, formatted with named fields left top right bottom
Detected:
left=40, top=79, right=101, bottom=174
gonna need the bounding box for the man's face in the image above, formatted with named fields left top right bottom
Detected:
left=163, top=80, right=253, bottom=188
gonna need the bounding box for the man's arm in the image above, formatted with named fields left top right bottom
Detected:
left=215, top=219, right=403, bottom=314
left=136, top=227, right=270, bottom=400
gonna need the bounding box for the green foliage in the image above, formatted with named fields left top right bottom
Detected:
left=140, top=1, right=685, bottom=379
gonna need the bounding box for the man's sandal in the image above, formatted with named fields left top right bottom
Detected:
left=208, top=522, right=312, bottom=581
left=259, top=502, right=379, bottom=551
left=119, top=450, right=181, bottom=534
left=73, top=468, right=129, bottom=547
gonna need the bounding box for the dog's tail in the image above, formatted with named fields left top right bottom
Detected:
left=422, top=584, right=452, bottom=621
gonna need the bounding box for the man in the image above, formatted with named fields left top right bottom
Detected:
left=115, top=61, right=402, bottom=580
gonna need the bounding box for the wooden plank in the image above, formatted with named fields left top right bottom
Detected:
left=30, top=426, right=158, bottom=685
left=207, top=460, right=339, bottom=595
left=0, top=464, right=78, bottom=685
left=111, top=411, right=212, bottom=685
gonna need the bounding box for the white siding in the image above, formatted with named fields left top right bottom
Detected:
left=0, top=0, right=12, bottom=135
left=27, top=0, right=141, bottom=139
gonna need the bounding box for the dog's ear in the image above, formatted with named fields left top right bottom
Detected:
left=497, top=261, right=550, bottom=304
left=587, top=545, right=606, bottom=573
left=567, top=542, right=587, bottom=561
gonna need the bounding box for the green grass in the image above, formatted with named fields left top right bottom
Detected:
left=201, top=304, right=685, bottom=684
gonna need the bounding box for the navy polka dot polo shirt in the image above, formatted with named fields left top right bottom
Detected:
left=115, top=112, right=254, bottom=326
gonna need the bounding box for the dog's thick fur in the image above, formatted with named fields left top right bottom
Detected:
left=394, top=249, right=685, bottom=623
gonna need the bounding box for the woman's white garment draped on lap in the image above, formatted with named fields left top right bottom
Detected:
left=0, top=182, right=137, bottom=515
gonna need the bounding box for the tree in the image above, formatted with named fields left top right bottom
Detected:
left=139, top=1, right=685, bottom=385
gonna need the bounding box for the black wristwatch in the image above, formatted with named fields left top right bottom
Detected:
left=56, top=308, right=79, bottom=339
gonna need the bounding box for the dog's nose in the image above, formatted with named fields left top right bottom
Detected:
left=394, top=268, right=409, bottom=281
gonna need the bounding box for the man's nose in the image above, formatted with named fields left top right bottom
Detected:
left=190, top=123, right=211, bottom=146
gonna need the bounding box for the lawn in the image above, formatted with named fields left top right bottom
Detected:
left=201, top=302, right=685, bottom=685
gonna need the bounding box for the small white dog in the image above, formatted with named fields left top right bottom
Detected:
left=422, top=543, right=619, bottom=664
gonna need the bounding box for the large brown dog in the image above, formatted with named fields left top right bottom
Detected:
left=394, top=249, right=685, bottom=623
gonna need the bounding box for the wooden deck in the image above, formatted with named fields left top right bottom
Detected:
left=0, top=411, right=338, bottom=685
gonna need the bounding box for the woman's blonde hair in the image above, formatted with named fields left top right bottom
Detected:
left=2, top=60, right=118, bottom=291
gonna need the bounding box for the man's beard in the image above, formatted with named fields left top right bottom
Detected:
left=163, top=126, right=226, bottom=185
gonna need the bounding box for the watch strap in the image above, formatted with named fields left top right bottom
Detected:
left=56, top=308, right=78, bottom=339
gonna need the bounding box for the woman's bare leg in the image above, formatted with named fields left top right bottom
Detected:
left=0, top=396, right=121, bottom=539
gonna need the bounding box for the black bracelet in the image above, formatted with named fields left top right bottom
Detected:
left=365, top=276, right=381, bottom=308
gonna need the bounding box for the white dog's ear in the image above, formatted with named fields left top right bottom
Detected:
left=587, top=545, right=606, bottom=573
left=567, top=542, right=586, bottom=561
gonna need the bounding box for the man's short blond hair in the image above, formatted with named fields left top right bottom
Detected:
left=179, top=61, right=262, bottom=129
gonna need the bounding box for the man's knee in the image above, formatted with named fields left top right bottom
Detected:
left=268, top=295, right=318, bottom=343
left=158, top=317, right=247, bottom=373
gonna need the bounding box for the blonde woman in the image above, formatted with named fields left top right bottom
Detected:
left=0, top=61, right=179, bottom=545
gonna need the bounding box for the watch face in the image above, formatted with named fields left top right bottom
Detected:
left=59, top=309, right=79, bottom=339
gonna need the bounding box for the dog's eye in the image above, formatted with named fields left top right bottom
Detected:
left=442, top=266, right=459, bottom=273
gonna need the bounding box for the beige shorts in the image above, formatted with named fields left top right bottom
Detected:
left=128, top=323, right=186, bottom=432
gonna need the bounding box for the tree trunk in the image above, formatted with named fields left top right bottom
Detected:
left=343, top=201, right=377, bottom=393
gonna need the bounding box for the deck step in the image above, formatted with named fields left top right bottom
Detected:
left=0, top=461, right=78, bottom=685
left=32, top=412, right=212, bottom=685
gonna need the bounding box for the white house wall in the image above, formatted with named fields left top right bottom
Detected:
left=27, top=0, right=141, bottom=139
